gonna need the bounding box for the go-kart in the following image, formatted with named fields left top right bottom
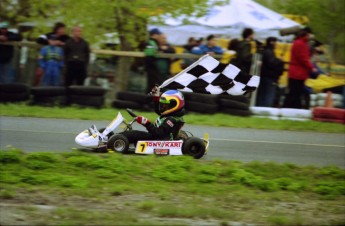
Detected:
left=75, top=109, right=209, bottom=159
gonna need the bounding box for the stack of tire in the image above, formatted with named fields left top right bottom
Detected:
left=0, top=83, right=30, bottom=103
left=68, top=86, right=107, bottom=108
left=183, top=92, right=219, bottom=114
left=250, top=107, right=312, bottom=121
left=218, top=94, right=251, bottom=116
left=112, top=91, right=151, bottom=110
left=310, top=93, right=344, bottom=108
left=30, top=86, right=67, bottom=106
left=249, top=107, right=280, bottom=120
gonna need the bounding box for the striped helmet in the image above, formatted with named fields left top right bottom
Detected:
left=159, top=90, right=185, bottom=115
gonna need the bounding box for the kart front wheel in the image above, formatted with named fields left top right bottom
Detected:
left=107, top=134, right=130, bottom=154
left=182, top=137, right=206, bottom=159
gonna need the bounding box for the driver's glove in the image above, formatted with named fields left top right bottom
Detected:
left=136, top=116, right=150, bottom=125
left=151, top=85, right=161, bottom=101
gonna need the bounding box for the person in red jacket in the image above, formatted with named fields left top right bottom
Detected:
left=283, top=29, right=317, bottom=109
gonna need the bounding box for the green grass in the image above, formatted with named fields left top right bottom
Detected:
left=0, top=150, right=344, bottom=225
left=0, top=103, right=344, bottom=133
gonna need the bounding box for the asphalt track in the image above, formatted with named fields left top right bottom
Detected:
left=1, top=116, right=344, bottom=168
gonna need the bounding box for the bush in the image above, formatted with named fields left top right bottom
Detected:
left=255, top=179, right=280, bottom=192
left=25, top=160, right=54, bottom=170
left=94, top=169, right=118, bottom=179
left=66, top=156, right=108, bottom=169
left=152, top=169, right=190, bottom=183
left=320, top=166, right=345, bottom=179
left=196, top=174, right=217, bottom=183
left=230, top=169, right=260, bottom=186
left=26, top=152, right=59, bottom=163
left=313, top=181, right=345, bottom=196
left=0, top=150, right=22, bottom=164
left=0, top=172, right=21, bottom=184
left=20, top=173, right=51, bottom=185
left=151, top=158, right=193, bottom=183
left=53, top=175, right=88, bottom=188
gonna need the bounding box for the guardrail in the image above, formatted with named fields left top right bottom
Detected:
left=2, top=41, right=223, bottom=59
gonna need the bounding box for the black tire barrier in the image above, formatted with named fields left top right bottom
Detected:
left=112, top=99, right=142, bottom=109
left=0, top=83, right=30, bottom=102
left=185, top=101, right=218, bottom=114
left=31, top=96, right=67, bottom=106
left=116, top=91, right=151, bottom=104
left=219, top=94, right=250, bottom=104
left=31, top=86, right=66, bottom=97
left=0, top=83, right=30, bottom=93
left=68, top=95, right=105, bottom=107
left=182, top=92, right=219, bottom=105
left=219, top=98, right=249, bottom=110
left=0, top=92, right=30, bottom=102
left=221, top=108, right=252, bottom=117
left=30, top=87, right=67, bottom=106
left=68, top=86, right=107, bottom=96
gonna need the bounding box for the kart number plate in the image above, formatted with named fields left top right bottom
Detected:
left=136, top=141, right=148, bottom=153
left=135, top=141, right=183, bottom=155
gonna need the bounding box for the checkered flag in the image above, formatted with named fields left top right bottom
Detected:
left=160, top=55, right=260, bottom=96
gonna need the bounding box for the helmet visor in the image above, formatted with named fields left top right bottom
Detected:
left=159, top=97, right=171, bottom=113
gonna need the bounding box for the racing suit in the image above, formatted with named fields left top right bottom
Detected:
left=121, top=98, right=185, bottom=144
left=39, top=45, right=64, bottom=86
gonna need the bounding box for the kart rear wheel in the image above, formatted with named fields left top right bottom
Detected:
left=107, top=134, right=130, bottom=154
left=182, top=137, right=206, bottom=159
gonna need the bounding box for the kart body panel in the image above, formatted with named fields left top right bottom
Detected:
left=135, top=140, right=184, bottom=155
left=75, top=112, right=124, bottom=148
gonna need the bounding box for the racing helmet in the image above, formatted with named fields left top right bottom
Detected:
left=159, top=90, right=185, bottom=115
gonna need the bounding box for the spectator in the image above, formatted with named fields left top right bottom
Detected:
left=196, top=38, right=203, bottom=46
left=183, top=37, right=198, bottom=52
left=64, top=26, right=90, bottom=86
left=256, top=37, right=284, bottom=107
left=143, top=28, right=162, bottom=92
left=156, top=33, right=176, bottom=81
left=38, top=35, right=64, bottom=86
left=36, top=22, right=70, bottom=46
left=227, top=38, right=240, bottom=52
left=0, top=21, right=22, bottom=83
left=181, top=37, right=199, bottom=69
left=283, top=29, right=317, bottom=109
left=230, top=28, right=255, bottom=74
left=191, top=34, right=224, bottom=55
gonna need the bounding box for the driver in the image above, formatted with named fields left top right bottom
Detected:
left=120, top=87, right=185, bottom=144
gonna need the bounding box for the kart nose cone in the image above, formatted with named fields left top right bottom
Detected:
left=75, top=130, right=99, bottom=148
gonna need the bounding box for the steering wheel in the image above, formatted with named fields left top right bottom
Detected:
left=126, top=108, right=138, bottom=118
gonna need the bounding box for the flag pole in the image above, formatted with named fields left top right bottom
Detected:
left=159, top=54, right=210, bottom=88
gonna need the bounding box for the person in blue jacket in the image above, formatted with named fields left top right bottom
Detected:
left=38, top=35, right=64, bottom=86
left=191, top=34, right=224, bottom=56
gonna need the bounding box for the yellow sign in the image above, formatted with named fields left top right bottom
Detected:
left=136, top=141, right=147, bottom=153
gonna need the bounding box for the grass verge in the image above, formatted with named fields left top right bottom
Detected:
left=0, top=149, right=344, bottom=225
left=1, top=103, right=344, bottom=133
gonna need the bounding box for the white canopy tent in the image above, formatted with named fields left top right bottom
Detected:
left=149, top=0, right=300, bottom=45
